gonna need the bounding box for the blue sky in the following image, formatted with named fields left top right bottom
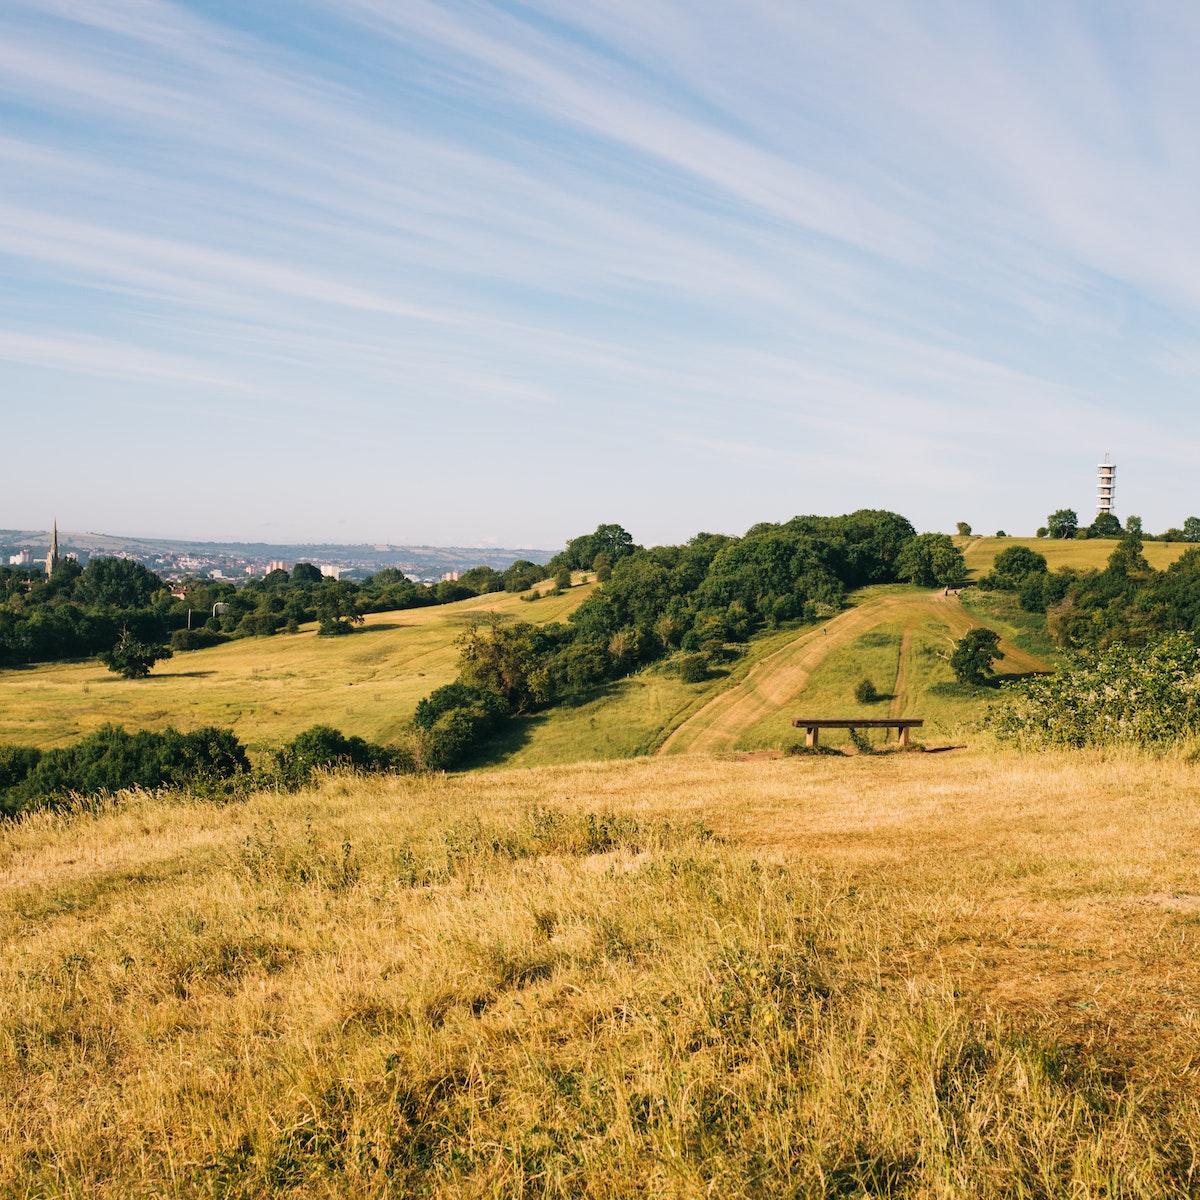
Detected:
left=2, top=1, right=1199, bottom=547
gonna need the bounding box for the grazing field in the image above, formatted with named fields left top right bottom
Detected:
left=0, top=583, right=593, bottom=754
left=961, top=535, right=1189, bottom=576
left=4, top=751, right=1200, bottom=1197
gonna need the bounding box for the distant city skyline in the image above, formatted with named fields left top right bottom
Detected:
left=4, top=3, right=1200, bottom=543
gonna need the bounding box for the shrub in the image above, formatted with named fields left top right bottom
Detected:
left=854, top=677, right=879, bottom=703
left=237, top=613, right=284, bottom=637
left=993, top=634, right=1200, bottom=749
left=170, top=628, right=230, bottom=651
left=0, top=745, right=41, bottom=793
left=273, top=725, right=395, bottom=786
left=848, top=728, right=874, bottom=754
left=678, top=653, right=710, bottom=683
left=1, top=725, right=250, bottom=815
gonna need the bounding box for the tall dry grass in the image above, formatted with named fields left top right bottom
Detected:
left=3, top=751, right=1200, bottom=1196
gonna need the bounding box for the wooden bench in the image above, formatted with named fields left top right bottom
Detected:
left=792, top=717, right=924, bottom=748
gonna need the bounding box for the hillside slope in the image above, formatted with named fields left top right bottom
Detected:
left=660, top=588, right=1047, bottom=755
left=0, top=582, right=594, bottom=752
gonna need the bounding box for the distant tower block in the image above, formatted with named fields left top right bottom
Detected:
left=1097, top=455, right=1116, bottom=516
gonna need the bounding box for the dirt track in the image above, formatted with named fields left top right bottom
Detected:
left=657, top=591, right=1045, bottom=756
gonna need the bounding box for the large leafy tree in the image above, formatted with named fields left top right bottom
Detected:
left=1046, top=509, right=1078, bottom=539
left=950, top=627, right=1003, bottom=685
left=76, top=557, right=163, bottom=608
left=1087, top=512, right=1122, bottom=538
left=315, top=580, right=364, bottom=636
left=896, top=533, right=965, bottom=588
left=456, top=619, right=559, bottom=713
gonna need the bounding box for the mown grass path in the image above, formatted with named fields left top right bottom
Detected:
left=659, top=590, right=1046, bottom=756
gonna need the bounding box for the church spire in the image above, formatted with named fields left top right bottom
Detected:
left=47, top=521, right=58, bottom=578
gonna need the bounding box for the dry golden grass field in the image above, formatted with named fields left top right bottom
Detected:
left=960, top=535, right=1189, bottom=576
left=3, top=750, right=1200, bottom=1197
left=0, top=582, right=594, bottom=754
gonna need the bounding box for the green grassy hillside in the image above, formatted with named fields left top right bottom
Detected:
left=0, top=582, right=594, bottom=752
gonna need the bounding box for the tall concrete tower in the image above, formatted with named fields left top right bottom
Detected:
left=46, top=521, right=58, bottom=578
left=1097, top=456, right=1116, bottom=516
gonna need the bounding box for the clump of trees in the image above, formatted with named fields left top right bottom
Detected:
left=896, top=533, right=965, bottom=589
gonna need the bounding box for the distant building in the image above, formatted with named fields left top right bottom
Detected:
left=320, top=565, right=342, bottom=580
left=8, top=549, right=29, bottom=566
left=46, top=521, right=59, bottom=578
left=1097, top=455, right=1116, bottom=516
left=440, top=570, right=460, bottom=582
left=267, top=560, right=289, bottom=574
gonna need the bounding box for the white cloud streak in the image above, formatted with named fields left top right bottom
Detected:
left=2, top=0, right=1200, bottom=541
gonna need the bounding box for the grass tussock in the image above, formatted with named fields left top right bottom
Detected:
left=3, top=752, right=1200, bottom=1196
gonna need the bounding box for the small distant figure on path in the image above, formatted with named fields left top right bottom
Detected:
left=823, top=626, right=827, bottom=635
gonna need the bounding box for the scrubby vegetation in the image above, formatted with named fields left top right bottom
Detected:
left=973, top=526, right=1200, bottom=648
left=0, top=724, right=250, bottom=815
left=994, top=633, right=1200, bottom=749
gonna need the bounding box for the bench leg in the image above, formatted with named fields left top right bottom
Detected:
left=898, top=726, right=908, bottom=747
left=806, top=726, right=817, bottom=748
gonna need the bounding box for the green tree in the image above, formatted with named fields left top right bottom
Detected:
left=77, top=557, right=164, bottom=608
left=1087, top=512, right=1122, bottom=538
left=99, top=627, right=173, bottom=679
left=315, top=580, right=364, bottom=636
left=291, top=562, right=322, bottom=585
left=950, top=627, right=1003, bottom=685
left=1036, top=527, right=1049, bottom=538
left=955, top=522, right=972, bottom=537
left=457, top=620, right=557, bottom=712
left=592, top=552, right=613, bottom=582
left=1046, top=509, right=1078, bottom=539
left=458, top=565, right=504, bottom=595
left=991, top=545, right=1047, bottom=588
left=895, top=533, right=965, bottom=588
left=1107, top=530, right=1151, bottom=579
left=1185, top=517, right=1200, bottom=543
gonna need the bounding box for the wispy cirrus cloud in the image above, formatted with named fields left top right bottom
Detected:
left=2, top=0, right=1200, bottom=541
